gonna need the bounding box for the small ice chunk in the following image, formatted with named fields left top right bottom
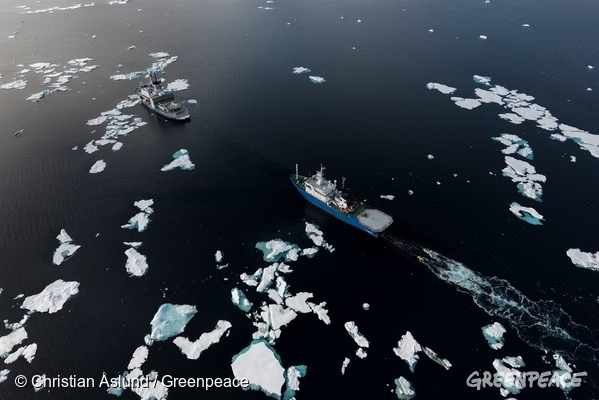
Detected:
left=394, top=331, right=422, bottom=372
left=121, top=212, right=151, bottom=232
left=509, top=202, right=544, bottom=225
left=231, top=287, right=253, bottom=312
left=307, top=301, right=331, bottom=324
left=356, top=347, right=367, bottom=359
left=522, top=23, right=530, bottom=27
left=292, top=67, right=311, bottom=74
left=309, top=76, right=325, bottom=84
left=215, top=250, right=224, bottom=263
left=161, top=149, right=195, bottom=171
left=125, top=248, right=148, bottom=277
left=231, top=340, right=285, bottom=398
left=503, top=355, right=525, bottom=369
left=394, top=376, right=416, bottom=400
left=149, top=303, right=197, bottom=341
left=473, top=75, right=492, bottom=86
left=570, top=156, right=576, bottom=162
left=89, top=159, right=106, bottom=174
left=86, top=115, right=108, bottom=126
left=566, top=248, right=599, bottom=272
left=112, top=142, right=123, bottom=151
left=344, top=321, right=369, bottom=348
left=428, top=29, right=434, bottom=32
left=174, top=320, right=232, bottom=359
left=550, top=133, right=567, bottom=142
left=0, top=328, right=28, bottom=357
left=0, top=369, right=8, bottom=383
left=408, top=190, right=414, bottom=195
left=149, top=52, right=170, bottom=58
left=362, top=303, right=370, bottom=310
left=21, top=280, right=79, bottom=314
left=451, top=97, right=481, bottom=109
left=482, top=322, right=506, bottom=349
left=285, top=292, right=313, bottom=313
left=84, top=140, right=99, bottom=154
left=341, top=357, right=350, bottom=375
left=284, top=365, right=306, bottom=399
left=381, top=195, right=395, bottom=200
left=426, top=82, right=456, bottom=94
left=127, top=346, right=149, bottom=370
left=427, top=154, right=434, bottom=159
left=124, top=241, right=142, bottom=248
left=14, top=129, right=24, bottom=137
left=260, top=304, right=297, bottom=331
left=588, top=65, right=594, bottom=70
left=479, top=35, right=487, bottom=39
left=255, top=240, right=299, bottom=262
left=128, top=45, right=136, bottom=50
left=166, top=79, right=189, bottom=92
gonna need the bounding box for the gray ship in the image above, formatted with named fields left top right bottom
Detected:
left=135, top=71, right=190, bottom=121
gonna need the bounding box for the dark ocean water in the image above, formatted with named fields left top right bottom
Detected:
left=0, top=0, right=598, bottom=399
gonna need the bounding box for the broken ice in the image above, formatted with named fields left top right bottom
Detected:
left=566, top=248, right=599, bottom=272
left=161, top=149, right=195, bottom=171
left=231, top=340, right=285, bottom=398
left=149, top=303, right=197, bottom=341
left=502, top=156, right=545, bottom=201
left=255, top=240, right=300, bottom=262
left=121, top=200, right=153, bottom=232
left=0, top=328, right=28, bottom=357
left=125, top=248, right=149, bottom=277
left=482, top=322, right=506, bottom=349
left=231, top=287, right=253, bottom=312
left=393, top=331, right=421, bottom=372
left=174, top=320, right=231, bottom=359
left=21, top=280, right=79, bottom=314
left=394, top=376, right=416, bottom=400
left=53, top=229, right=81, bottom=265
left=509, top=202, right=544, bottom=225
left=344, top=321, right=369, bottom=348
left=309, top=76, right=325, bottom=84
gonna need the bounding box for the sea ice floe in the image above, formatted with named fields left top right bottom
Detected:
left=125, top=248, right=149, bottom=277
left=341, top=357, right=350, bottom=375
left=451, top=97, right=481, bottom=109
left=231, top=340, right=285, bottom=398
left=362, top=303, right=370, bottom=310
left=260, top=304, right=297, bottom=331
left=308, top=301, right=331, bottom=324
left=174, top=320, right=232, bottom=360
left=566, top=248, right=599, bottom=272
left=502, top=355, right=525, bottom=368
left=285, top=292, right=313, bottom=313
left=21, top=280, right=79, bottom=314
left=283, top=365, right=306, bottom=400
left=475, top=88, right=504, bottom=105
left=509, top=202, right=544, bottom=225
left=149, top=303, right=197, bottom=342
left=256, top=240, right=300, bottom=262
left=127, top=346, right=148, bottom=370
left=482, top=322, right=506, bottom=349
left=0, top=369, right=8, bottom=383
left=492, top=134, right=533, bottom=159
left=309, top=76, right=325, bottom=84
left=112, top=142, right=123, bottom=151
left=502, top=156, right=545, bottom=201
left=479, top=35, right=488, bottom=39
left=394, top=376, right=416, bottom=400
left=356, top=348, right=367, bottom=358
left=123, top=213, right=151, bottom=232
left=161, top=149, right=195, bottom=171
left=215, top=250, right=224, bottom=263
left=344, top=321, right=369, bottom=348
left=53, top=229, right=81, bottom=265
left=231, top=287, right=253, bottom=312
left=0, top=328, right=28, bottom=357
left=426, top=82, right=456, bottom=94
left=165, top=79, right=189, bottom=92
left=84, top=140, right=99, bottom=154
left=498, top=113, right=525, bottom=124
left=393, top=331, right=421, bottom=372
left=0, top=80, right=27, bottom=90
left=305, top=222, right=335, bottom=252
left=473, top=75, right=491, bottom=86
left=381, top=195, right=395, bottom=200
left=570, top=156, right=576, bottom=162
left=150, top=52, right=170, bottom=59
left=492, top=358, right=524, bottom=395
left=292, top=67, right=311, bottom=74
left=89, top=159, right=106, bottom=174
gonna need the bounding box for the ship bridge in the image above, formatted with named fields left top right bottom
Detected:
left=304, top=173, right=337, bottom=203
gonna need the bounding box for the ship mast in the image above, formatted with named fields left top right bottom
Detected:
left=341, top=176, right=346, bottom=190
left=295, top=164, right=298, bottom=180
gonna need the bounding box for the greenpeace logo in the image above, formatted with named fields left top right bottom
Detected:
left=466, top=370, right=587, bottom=390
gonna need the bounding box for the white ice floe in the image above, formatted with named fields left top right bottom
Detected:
left=231, top=340, right=285, bottom=398
left=285, top=292, right=313, bottom=313
left=498, top=113, right=525, bottom=124
left=5, top=343, right=37, bottom=364
left=187, top=99, right=197, bottom=104
left=231, top=287, right=253, bottom=312
left=479, top=35, right=488, bottom=39
left=482, top=322, right=506, bottom=349
left=21, top=280, right=79, bottom=314
left=509, top=202, right=544, bottom=225
left=522, top=23, right=530, bottom=27
left=394, top=376, right=416, bottom=400
left=165, top=79, right=189, bottom=92
left=122, top=213, right=151, bottom=232
left=473, top=75, right=492, bottom=86
left=127, top=346, right=149, bottom=370
left=559, top=123, right=599, bottom=158
left=393, top=331, right=421, bottom=372
left=344, top=321, right=369, bottom=348
left=451, top=97, right=481, bottom=109
left=502, top=156, right=545, bottom=201
left=149, top=303, right=197, bottom=342
left=174, top=320, right=232, bottom=359
left=408, top=190, right=414, bottom=195
left=0, top=369, right=8, bottom=383
left=503, top=355, right=525, bottom=369
left=493, top=358, right=524, bottom=395
left=112, top=142, right=123, bottom=151
left=215, top=250, right=224, bottom=263
left=309, top=76, right=326, bottom=84
left=341, top=357, right=350, bottom=375
left=0, top=80, right=27, bottom=90
left=89, top=159, right=106, bottom=174
left=566, top=248, right=599, bottom=272
left=284, top=365, right=306, bottom=399
left=0, top=328, right=28, bottom=357
left=53, top=229, right=81, bottom=265
left=241, top=269, right=262, bottom=287
left=260, top=304, right=297, bottom=331
left=292, top=67, right=311, bottom=74
left=84, top=140, right=99, bottom=154
left=426, top=82, right=456, bottom=94
left=362, top=303, right=370, bottom=310
left=308, top=301, right=331, bottom=324
left=257, top=264, right=279, bottom=292
left=161, top=149, right=195, bottom=171
left=427, top=154, right=434, bottom=160
left=381, top=195, right=395, bottom=200
left=570, top=156, right=576, bottom=162
left=492, top=134, right=533, bottom=160
left=149, top=52, right=170, bottom=58
left=356, top=347, right=367, bottom=359
left=125, top=248, right=149, bottom=277
left=255, top=240, right=300, bottom=262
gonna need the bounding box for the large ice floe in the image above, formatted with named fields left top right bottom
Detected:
left=161, top=149, right=195, bottom=171
left=52, top=229, right=81, bottom=265
left=4, top=343, right=37, bottom=364
left=21, top=280, right=79, bottom=314
left=231, top=287, right=253, bottom=312
left=566, top=248, right=599, bottom=272
left=509, top=202, right=544, bottom=225
left=0, top=328, right=28, bottom=357
left=148, top=303, right=196, bottom=342
left=231, top=339, right=286, bottom=398
left=174, top=320, right=232, bottom=360
left=482, top=322, right=506, bottom=349
left=394, top=376, right=416, bottom=400
left=492, top=133, right=533, bottom=160
left=345, top=321, right=370, bottom=349
left=502, top=156, right=545, bottom=201
left=127, top=346, right=149, bottom=370
left=493, top=357, right=525, bottom=395
left=124, top=248, right=149, bottom=277
left=121, top=199, right=154, bottom=232
left=393, top=331, right=421, bottom=372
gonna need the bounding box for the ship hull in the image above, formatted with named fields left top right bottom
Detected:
left=134, top=87, right=190, bottom=121
left=291, top=175, right=379, bottom=237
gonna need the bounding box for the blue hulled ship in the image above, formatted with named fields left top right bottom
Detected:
left=291, top=165, right=393, bottom=237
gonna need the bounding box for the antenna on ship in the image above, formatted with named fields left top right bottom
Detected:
left=341, top=177, right=346, bottom=190
left=295, top=164, right=298, bottom=180
left=320, top=164, right=325, bottom=176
